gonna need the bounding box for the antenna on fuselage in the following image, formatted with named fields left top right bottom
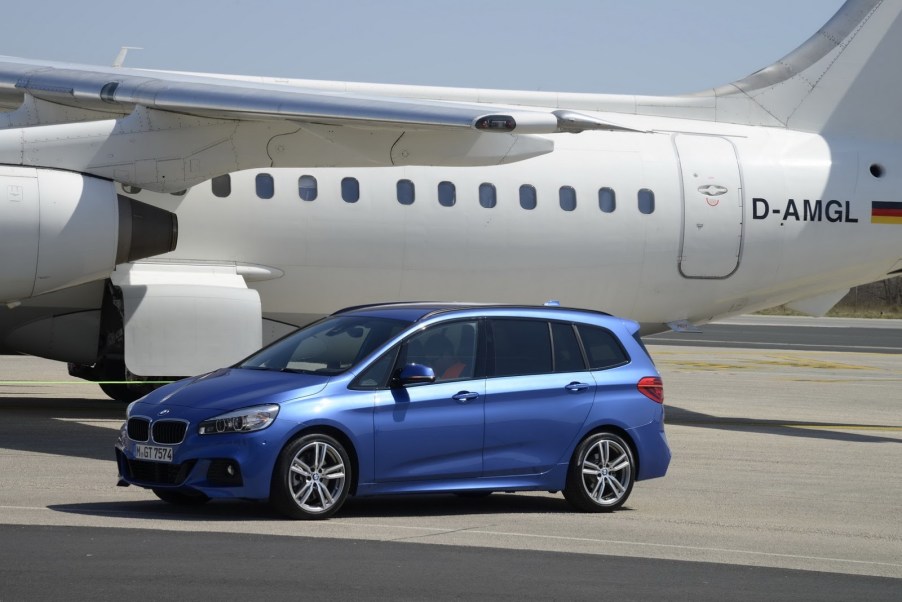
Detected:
left=113, top=46, right=143, bottom=68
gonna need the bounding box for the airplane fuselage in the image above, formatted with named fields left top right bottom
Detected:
left=110, top=119, right=900, bottom=330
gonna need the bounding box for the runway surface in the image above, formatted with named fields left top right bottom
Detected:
left=1, top=316, right=900, bottom=599
left=646, top=315, right=902, bottom=353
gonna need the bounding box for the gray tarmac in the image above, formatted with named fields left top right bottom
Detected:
left=0, top=316, right=900, bottom=599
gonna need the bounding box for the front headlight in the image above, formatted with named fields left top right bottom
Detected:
left=198, top=404, right=280, bottom=435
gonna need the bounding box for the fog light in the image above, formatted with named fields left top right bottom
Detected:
left=226, top=464, right=235, bottom=477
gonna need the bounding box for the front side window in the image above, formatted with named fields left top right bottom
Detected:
left=255, top=173, right=274, bottom=199
left=401, top=320, right=480, bottom=382
left=397, top=179, right=415, bottom=205
left=298, top=175, right=318, bottom=201
left=490, top=319, right=553, bottom=377
left=559, top=186, right=577, bottom=212
left=438, top=181, right=456, bottom=207
left=479, top=183, right=497, bottom=209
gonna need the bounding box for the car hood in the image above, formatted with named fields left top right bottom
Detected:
left=135, top=368, right=331, bottom=412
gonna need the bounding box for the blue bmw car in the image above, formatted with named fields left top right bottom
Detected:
left=116, top=303, right=670, bottom=519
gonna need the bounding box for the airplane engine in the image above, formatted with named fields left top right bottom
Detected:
left=0, top=166, right=177, bottom=303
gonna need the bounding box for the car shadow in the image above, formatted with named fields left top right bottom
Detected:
left=48, top=492, right=618, bottom=522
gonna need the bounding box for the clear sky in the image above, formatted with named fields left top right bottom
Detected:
left=3, top=1, right=845, bottom=95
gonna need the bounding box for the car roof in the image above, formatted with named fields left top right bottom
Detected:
left=333, top=302, right=614, bottom=324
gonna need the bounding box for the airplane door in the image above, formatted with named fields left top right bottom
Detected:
left=674, top=135, right=743, bottom=278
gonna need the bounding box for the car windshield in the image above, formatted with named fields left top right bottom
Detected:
left=239, top=315, right=411, bottom=375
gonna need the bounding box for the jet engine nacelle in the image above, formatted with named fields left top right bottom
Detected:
left=0, top=166, right=177, bottom=303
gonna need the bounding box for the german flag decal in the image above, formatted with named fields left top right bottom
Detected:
left=871, top=201, right=902, bottom=224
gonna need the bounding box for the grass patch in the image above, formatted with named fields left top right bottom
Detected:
left=756, top=304, right=902, bottom=319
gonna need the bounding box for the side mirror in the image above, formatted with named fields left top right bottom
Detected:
left=395, top=363, right=436, bottom=386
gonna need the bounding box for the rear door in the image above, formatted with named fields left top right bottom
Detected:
left=483, top=319, right=594, bottom=476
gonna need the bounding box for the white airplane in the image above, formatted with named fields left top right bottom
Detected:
left=0, top=0, right=900, bottom=400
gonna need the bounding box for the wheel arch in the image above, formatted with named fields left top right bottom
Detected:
left=578, top=424, right=640, bottom=478
left=276, top=424, right=361, bottom=495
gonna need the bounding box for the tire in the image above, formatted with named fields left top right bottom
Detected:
left=563, top=432, right=635, bottom=512
left=271, top=433, right=352, bottom=520
left=99, top=382, right=159, bottom=403
left=152, top=488, right=210, bottom=506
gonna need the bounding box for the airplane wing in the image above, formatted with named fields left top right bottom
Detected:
left=0, top=56, right=616, bottom=134
left=0, top=56, right=635, bottom=192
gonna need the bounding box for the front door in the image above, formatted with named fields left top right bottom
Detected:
left=373, top=319, right=484, bottom=482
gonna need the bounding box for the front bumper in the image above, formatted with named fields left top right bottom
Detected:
left=115, top=419, right=292, bottom=501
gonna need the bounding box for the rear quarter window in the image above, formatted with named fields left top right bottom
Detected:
left=577, top=324, right=629, bottom=370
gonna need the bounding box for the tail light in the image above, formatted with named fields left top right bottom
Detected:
left=637, top=376, right=663, bottom=404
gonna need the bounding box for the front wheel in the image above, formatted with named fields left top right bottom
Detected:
left=563, top=432, right=635, bottom=512
left=271, top=433, right=352, bottom=520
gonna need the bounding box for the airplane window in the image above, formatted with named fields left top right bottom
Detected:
left=519, top=184, right=537, bottom=210
left=479, top=183, right=497, bottom=209
left=599, top=187, right=616, bottom=213
left=256, top=173, right=274, bottom=199
left=559, top=186, right=577, bottom=212
left=341, top=177, right=360, bottom=203
left=638, top=188, right=655, bottom=214
left=211, top=175, right=231, bottom=198
left=397, top=179, right=415, bottom=205
left=438, top=181, right=456, bottom=207
left=298, top=175, right=318, bottom=201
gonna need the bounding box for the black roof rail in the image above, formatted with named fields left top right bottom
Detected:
left=333, top=301, right=613, bottom=320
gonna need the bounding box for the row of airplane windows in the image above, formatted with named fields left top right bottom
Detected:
left=127, top=174, right=656, bottom=214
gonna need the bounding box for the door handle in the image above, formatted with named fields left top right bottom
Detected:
left=565, top=382, right=590, bottom=392
left=452, top=391, right=479, bottom=403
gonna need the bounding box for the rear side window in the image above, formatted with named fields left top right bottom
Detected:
left=577, top=325, right=629, bottom=370
left=490, top=319, right=552, bottom=377
left=551, top=322, right=585, bottom=372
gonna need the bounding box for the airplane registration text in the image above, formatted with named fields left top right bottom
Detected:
left=752, top=198, right=859, bottom=224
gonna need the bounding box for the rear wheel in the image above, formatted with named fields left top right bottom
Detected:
left=271, top=433, right=352, bottom=520
left=563, top=432, right=635, bottom=512
left=152, top=489, right=210, bottom=506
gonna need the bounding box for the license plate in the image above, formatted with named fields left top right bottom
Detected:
left=134, top=444, right=174, bottom=463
